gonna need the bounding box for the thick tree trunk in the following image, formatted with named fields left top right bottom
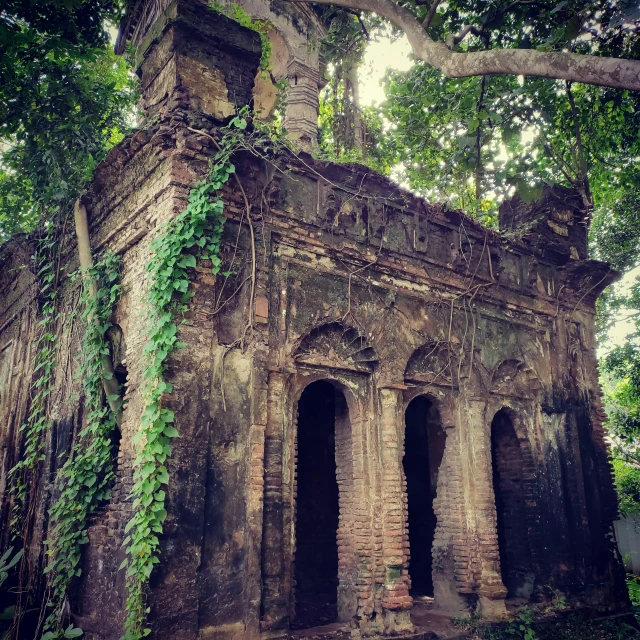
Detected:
left=349, top=66, right=364, bottom=156
left=475, top=76, right=486, bottom=201
left=289, top=0, right=640, bottom=91
left=73, top=200, right=123, bottom=429
left=566, top=81, right=593, bottom=209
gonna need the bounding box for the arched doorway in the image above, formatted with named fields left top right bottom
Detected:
left=293, top=380, right=347, bottom=628
left=491, top=410, right=534, bottom=597
left=403, top=395, right=446, bottom=597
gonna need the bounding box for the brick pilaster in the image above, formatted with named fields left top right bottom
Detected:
left=379, top=389, right=413, bottom=619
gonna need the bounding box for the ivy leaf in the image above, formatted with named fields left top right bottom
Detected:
left=64, top=624, right=84, bottom=638
left=163, top=426, right=179, bottom=438
left=157, top=467, right=169, bottom=484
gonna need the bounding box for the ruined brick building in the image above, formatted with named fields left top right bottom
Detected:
left=0, top=0, right=630, bottom=638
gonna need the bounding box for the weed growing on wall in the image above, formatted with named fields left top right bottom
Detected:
left=42, top=252, right=123, bottom=639
left=209, top=2, right=273, bottom=71
left=121, top=115, right=248, bottom=640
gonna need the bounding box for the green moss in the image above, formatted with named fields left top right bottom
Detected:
left=209, top=2, right=273, bottom=71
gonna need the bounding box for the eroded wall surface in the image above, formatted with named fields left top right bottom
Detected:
left=0, top=3, right=629, bottom=639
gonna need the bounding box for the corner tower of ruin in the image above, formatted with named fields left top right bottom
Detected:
left=117, top=0, right=326, bottom=150
left=0, top=1, right=629, bottom=639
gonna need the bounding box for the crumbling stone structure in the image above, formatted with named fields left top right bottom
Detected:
left=0, top=2, right=629, bottom=639
left=116, top=0, right=326, bottom=150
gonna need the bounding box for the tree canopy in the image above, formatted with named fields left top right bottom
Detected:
left=310, top=0, right=640, bottom=514
left=295, top=0, right=640, bottom=90
left=0, top=0, right=135, bottom=239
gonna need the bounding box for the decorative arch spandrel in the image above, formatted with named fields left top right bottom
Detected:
left=291, top=322, right=379, bottom=374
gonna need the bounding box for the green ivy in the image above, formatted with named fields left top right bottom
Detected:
left=9, top=226, right=61, bottom=533
left=121, top=116, right=248, bottom=640
left=42, top=252, right=123, bottom=639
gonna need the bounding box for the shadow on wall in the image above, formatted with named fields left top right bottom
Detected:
left=491, top=409, right=535, bottom=599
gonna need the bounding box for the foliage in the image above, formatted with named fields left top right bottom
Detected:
left=0, top=547, right=22, bottom=589
left=0, top=547, right=24, bottom=640
left=419, top=0, right=640, bottom=61
left=317, top=8, right=379, bottom=157
left=1, top=2, right=136, bottom=633
left=617, top=455, right=640, bottom=514
left=0, top=1, right=124, bottom=56
left=375, top=63, right=640, bottom=226
left=504, top=607, right=536, bottom=640
left=120, top=115, right=249, bottom=640
left=592, top=190, right=640, bottom=273
left=453, top=599, right=638, bottom=640
left=531, top=614, right=638, bottom=640
left=0, top=1, right=136, bottom=240
left=457, top=610, right=638, bottom=640
left=601, top=361, right=640, bottom=516
left=627, top=573, right=640, bottom=610
left=452, top=610, right=481, bottom=631
left=209, top=2, right=273, bottom=71
left=9, top=225, right=64, bottom=531
left=0, top=48, right=136, bottom=239
left=377, top=67, right=516, bottom=224
left=42, top=253, right=123, bottom=639
left=314, top=0, right=640, bottom=225
left=454, top=607, right=536, bottom=640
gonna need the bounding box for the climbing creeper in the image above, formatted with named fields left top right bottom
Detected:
left=43, top=251, right=123, bottom=639
left=121, top=115, right=248, bottom=640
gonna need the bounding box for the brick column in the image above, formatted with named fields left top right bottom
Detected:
left=350, top=393, right=377, bottom=628
left=466, top=398, right=508, bottom=619
left=260, top=371, right=288, bottom=632
left=379, top=388, right=413, bottom=632
left=281, top=60, right=320, bottom=152
left=431, top=420, right=471, bottom=613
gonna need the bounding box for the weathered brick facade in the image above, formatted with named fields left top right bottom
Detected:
left=0, top=2, right=629, bottom=638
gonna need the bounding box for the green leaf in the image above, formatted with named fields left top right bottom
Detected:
left=164, top=426, right=179, bottom=438
left=64, top=624, right=84, bottom=638
left=0, top=606, right=15, bottom=620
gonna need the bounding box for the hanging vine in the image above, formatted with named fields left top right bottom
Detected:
left=9, top=223, right=63, bottom=533
left=42, top=252, right=123, bottom=640
left=121, top=115, right=249, bottom=640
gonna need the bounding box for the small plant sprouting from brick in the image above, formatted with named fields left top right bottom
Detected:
left=209, top=2, right=273, bottom=72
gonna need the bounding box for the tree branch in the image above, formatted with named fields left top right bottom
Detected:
left=566, top=80, right=593, bottom=206
left=287, top=0, right=640, bottom=91
left=73, top=200, right=123, bottom=430
left=448, top=0, right=545, bottom=46
left=345, top=8, right=371, bottom=40
left=544, top=143, right=578, bottom=186
left=422, top=0, right=442, bottom=28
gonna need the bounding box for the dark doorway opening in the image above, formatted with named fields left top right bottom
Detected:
left=107, top=325, right=127, bottom=469
left=491, top=410, right=533, bottom=597
left=293, top=380, right=341, bottom=629
left=404, top=396, right=446, bottom=597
